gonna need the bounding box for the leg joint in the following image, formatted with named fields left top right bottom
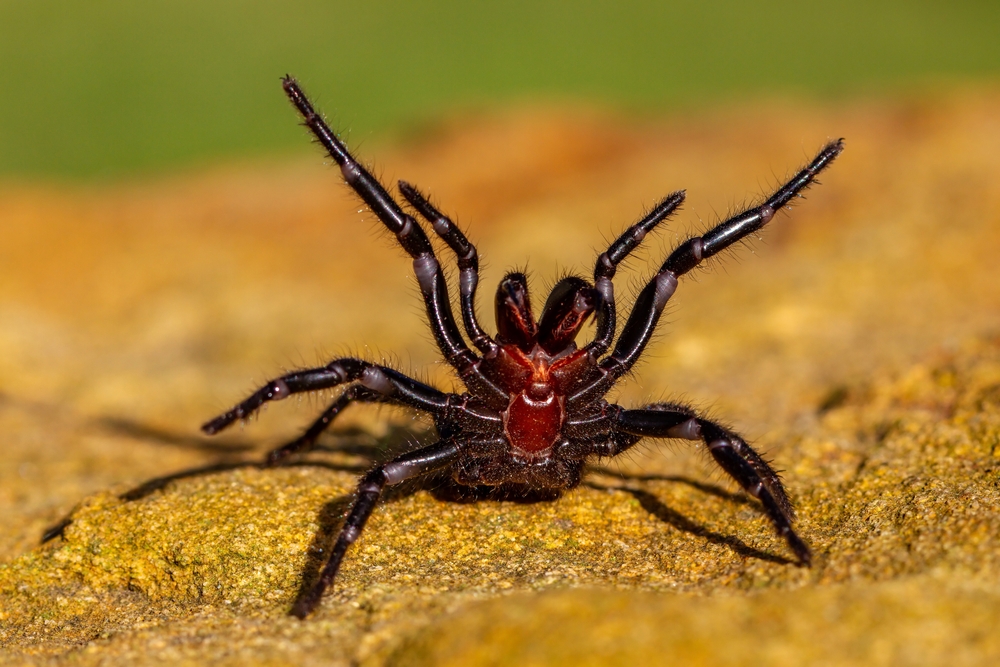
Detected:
left=706, top=438, right=730, bottom=451
left=360, top=367, right=396, bottom=396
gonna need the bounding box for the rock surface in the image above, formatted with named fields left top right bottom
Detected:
left=2, top=89, right=1000, bottom=665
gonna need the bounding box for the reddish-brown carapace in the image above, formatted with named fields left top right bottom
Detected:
left=202, top=76, right=844, bottom=618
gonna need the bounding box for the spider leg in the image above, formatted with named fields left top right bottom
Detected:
left=571, top=140, right=844, bottom=403
left=265, top=385, right=387, bottom=466
left=586, top=191, right=685, bottom=359
left=290, top=439, right=461, bottom=618
left=281, top=77, right=506, bottom=405
left=614, top=404, right=810, bottom=565
left=201, top=358, right=449, bottom=435
left=398, top=181, right=499, bottom=357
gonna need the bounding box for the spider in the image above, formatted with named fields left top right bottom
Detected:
left=202, top=76, right=843, bottom=618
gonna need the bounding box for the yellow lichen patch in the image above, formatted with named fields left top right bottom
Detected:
left=800, top=338, right=1000, bottom=583
left=4, top=335, right=1000, bottom=664
left=0, top=466, right=357, bottom=654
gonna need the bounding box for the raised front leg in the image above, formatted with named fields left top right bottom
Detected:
left=291, top=439, right=461, bottom=618
left=615, top=404, right=810, bottom=565
left=281, top=78, right=506, bottom=405
left=571, top=140, right=844, bottom=404
left=586, top=191, right=685, bottom=359
left=398, top=180, right=499, bottom=357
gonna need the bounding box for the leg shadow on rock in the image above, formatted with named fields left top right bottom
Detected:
left=289, top=493, right=355, bottom=612
left=40, top=458, right=368, bottom=544
left=45, top=415, right=456, bottom=613
left=585, top=472, right=794, bottom=566
left=587, top=465, right=756, bottom=507
left=41, top=461, right=268, bottom=544
left=94, top=415, right=256, bottom=457
left=40, top=419, right=421, bottom=544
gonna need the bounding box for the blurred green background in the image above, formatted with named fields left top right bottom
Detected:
left=1, top=0, right=998, bottom=180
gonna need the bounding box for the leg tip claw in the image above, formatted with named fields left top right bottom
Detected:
left=290, top=593, right=320, bottom=620
left=201, top=414, right=233, bottom=435
left=787, top=531, right=812, bottom=567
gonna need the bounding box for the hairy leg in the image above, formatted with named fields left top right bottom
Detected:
left=265, top=385, right=387, bottom=466
left=586, top=191, right=685, bottom=358
left=281, top=77, right=506, bottom=405
left=571, top=140, right=844, bottom=404
left=398, top=180, right=498, bottom=356
left=202, top=358, right=449, bottom=435
left=291, top=439, right=461, bottom=618
left=615, top=403, right=810, bottom=564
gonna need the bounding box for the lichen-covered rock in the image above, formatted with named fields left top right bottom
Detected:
left=2, top=88, right=1000, bottom=664
left=387, top=578, right=1000, bottom=667
left=4, top=335, right=999, bottom=664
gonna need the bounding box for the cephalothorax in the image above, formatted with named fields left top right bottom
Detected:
left=203, top=76, right=843, bottom=618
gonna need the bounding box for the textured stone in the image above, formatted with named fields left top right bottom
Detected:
left=2, top=89, right=1000, bottom=664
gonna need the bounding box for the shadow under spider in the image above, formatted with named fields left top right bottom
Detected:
left=43, top=416, right=791, bottom=602
left=39, top=419, right=397, bottom=544
left=587, top=464, right=756, bottom=507
left=584, top=478, right=794, bottom=566
left=292, top=457, right=792, bottom=607
left=93, top=415, right=256, bottom=457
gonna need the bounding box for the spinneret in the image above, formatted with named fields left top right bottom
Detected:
left=203, top=76, right=844, bottom=618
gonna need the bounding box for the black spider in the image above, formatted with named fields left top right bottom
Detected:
left=202, top=76, right=844, bottom=618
